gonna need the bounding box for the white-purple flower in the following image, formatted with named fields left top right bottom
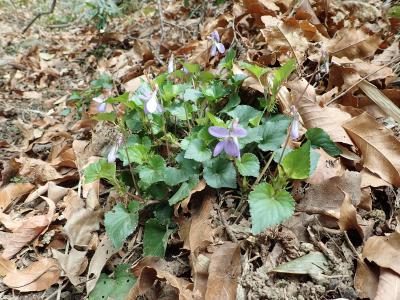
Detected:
left=107, top=136, right=123, bottom=163
left=208, top=119, right=247, bottom=158
left=290, top=105, right=299, bottom=140
left=138, top=86, right=163, bottom=115
left=93, top=89, right=112, bottom=112
left=209, top=30, right=225, bottom=57
left=168, top=54, right=174, bottom=73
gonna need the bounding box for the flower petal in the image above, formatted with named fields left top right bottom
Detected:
left=290, top=119, right=299, bottom=140
left=146, top=98, right=158, bottom=114
left=211, top=30, right=220, bottom=42
left=168, top=55, right=174, bottom=73
left=224, top=138, right=240, bottom=158
left=213, top=141, right=225, bottom=157
left=216, top=43, right=225, bottom=54
left=97, top=102, right=107, bottom=112
left=210, top=45, right=217, bottom=57
left=208, top=126, right=229, bottom=138
left=93, top=96, right=104, bottom=103
left=231, top=127, right=247, bottom=138
left=107, top=145, right=118, bottom=163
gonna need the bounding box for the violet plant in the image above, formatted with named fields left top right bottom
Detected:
left=83, top=48, right=341, bottom=254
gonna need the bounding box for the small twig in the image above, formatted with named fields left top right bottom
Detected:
left=22, top=0, right=57, bottom=34
left=44, top=282, right=68, bottom=300
left=307, top=226, right=340, bottom=264
left=157, top=0, right=165, bottom=54
left=343, top=231, right=362, bottom=260
left=218, top=209, right=238, bottom=243
left=253, top=151, right=275, bottom=188
left=326, top=58, right=399, bottom=105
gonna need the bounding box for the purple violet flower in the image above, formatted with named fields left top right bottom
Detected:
left=209, top=30, right=225, bottom=57
left=107, top=136, right=123, bottom=163
left=168, top=54, right=174, bottom=73
left=208, top=119, right=247, bottom=158
left=290, top=105, right=299, bottom=141
left=138, top=86, right=163, bottom=115
left=93, top=89, right=112, bottom=112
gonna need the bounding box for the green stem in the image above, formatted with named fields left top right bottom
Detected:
left=252, top=151, right=275, bottom=188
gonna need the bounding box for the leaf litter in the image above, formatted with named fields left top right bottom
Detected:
left=0, top=0, right=400, bottom=299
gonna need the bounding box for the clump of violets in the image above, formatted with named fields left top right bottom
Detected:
left=107, top=136, right=123, bottom=163
left=208, top=119, right=247, bottom=158
left=138, top=86, right=163, bottom=114
left=290, top=105, right=299, bottom=141
left=93, top=89, right=112, bottom=112
left=209, top=31, right=225, bottom=57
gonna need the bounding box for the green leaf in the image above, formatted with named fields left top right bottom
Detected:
left=169, top=176, right=199, bottom=205
left=184, top=138, right=212, bottom=162
left=182, top=62, right=201, bottom=74
left=219, top=48, right=236, bottom=70
left=92, top=112, right=116, bottom=122
left=249, top=183, right=295, bottom=234
left=162, top=83, right=186, bottom=101
left=271, top=59, right=296, bottom=96
left=143, top=218, right=171, bottom=257
left=88, top=264, right=136, bottom=300
left=207, top=112, right=225, bottom=127
left=163, top=167, right=189, bottom=186
left=203, top=157, right=237, bottom=188
left=221, top=93, right=240, bottom=113
left=305, top=128, right=341, bottom=157
left=272, top=252, right=328, bottom=275
left=167, top=102, right=194, bottom=120
left=125, top=110, right=144, bottom=133
left=105, top=202, right=140, bottom=249
left=227, top=105, right=262, bottom=125
left=202, top=81, right=229, bottom=102
left=388, top=5, right=400, bottom=18
left=84, top=158, right=116, bottom=184
left=281, top=141, right=311, bottom=180
left=236, top=153, right=260, bottom=177
left=138, top=155, right=166, bottom=186
left=275, top=147, right=319, bottom=177
left=183, top=89, right=203, bottom=102
left=239, top=61, right=269, bottom=80
left=258, top=116, right=291, bottom=152
left=118, top=144, right=149, bottom=166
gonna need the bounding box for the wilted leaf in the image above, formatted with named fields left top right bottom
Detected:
left=354, top=260, right=379, bottom=299
left=52, top=248, right=87, bottom=286
left=16, top=157, right=63, bottom=183
left=307, top=149, right=344, bottom=185
left=3, top=258, right=60, bottom=292
left=375, top=268, right=400, bottom=300
left=272, top=252, right=328, bottom=275
left=338, top=191, right=364, bottom=239
left=342, top=112, right=400, bottom=186
left=0, top=256, right=16, bottom=276
left=0, top=183, right=34, bottom=212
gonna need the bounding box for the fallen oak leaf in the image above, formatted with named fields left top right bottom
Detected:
left=375, top=268, right=400, bottom=300
left=0, top=256, right=16, bottom=276
left=52, top=248, right=87, bottom=286
left=0, top=182, right=34, bottom=212
left=16, top=157, right=63, bottom=183
left=354, top=259, right=379, bottom=299
left=3, top=258, right=60, bottom=292
left=0, top=196, right=55, bottom=259
left=342, top=112, right=400, bottom=186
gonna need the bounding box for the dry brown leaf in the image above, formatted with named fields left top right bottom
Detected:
left=61, top=189, right=84, bottom=220
left=0, top=196, right=55, bottom=259
left=261, top=16, right=309, bottom=64
left=130, top=257, right=193, bottom=300
left=375, top=268, right=400, bottom=300
left=342, top=112, right=400, bottom=186
left=16, top=157, right=62, bottom=183
left=0, top=256, right=16, bottom=276
left=174, top=179, right=206, bottom=216
left=205, top=242, right=241, bottom=300
left=307, top=149, right=344, bottom=185
left=338, top=191, right=364, bottom=239
left=52, top=248, right=87, bottom=286
left=86, top=234, right=118, bottom=295
left=372, top=41, right=399, bottom=65
left=0, top=183, right=34, bottom=212
left=179, top=194, right=215, bottom=253
left=3, top=258, right=60, bottom=292
left=326, top=28, right=381, bottom=59
left=363, top=232, right=400, bottom=275
left=360, top=168, right=391, bottom=188
left=64, top=208, right=102, bottom=248
left=288, top=79, right=353, bottom=144
left=354, top=259, right=379, bottom=299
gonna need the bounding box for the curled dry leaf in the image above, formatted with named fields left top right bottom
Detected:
left=0, top=196, right=55, bottom=259
left=179, top=194, right=216, bottom=253
left=64, top=208, right=102, bottom=248
left=0, top=182, right=34, bottom=212
left=205, top=242, right=241, bottom=300
left=61, top=189, right=84, bottom=220
left=342, top=112, right=400, bottom=186
left=360, top=168, right=390, bottom=188
left=16, top=157, right=62, bottom=183
left=326, top=28, right=381, bottom=59
left=174, top=179, right=206, bottom=216
left=354, top=260, right=379, bottom=299
left=338, top=191, right=364, bottom=240
left=0, top=256, right=16, bottom=276
left=261, top=16, right=309, bottom=64
left=86, top=234, right=119, bottom=295
left=130, top=257, right=193, bottom=300
left=52, top=248, right=87, bottom=286
left=307, top=149, right=344, bottom=185
left=3, top=258, right=60, bottom=292
left=362, top=231, right=400, bottom=274
left=375, top=268, right=400, bottom=300
left=288, top=79, right=353, bottom=144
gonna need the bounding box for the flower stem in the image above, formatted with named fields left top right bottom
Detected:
left=252, top=151, right=275, bottom=188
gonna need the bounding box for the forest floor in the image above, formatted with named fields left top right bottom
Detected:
left=1, top=1, right=400, bottom=299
